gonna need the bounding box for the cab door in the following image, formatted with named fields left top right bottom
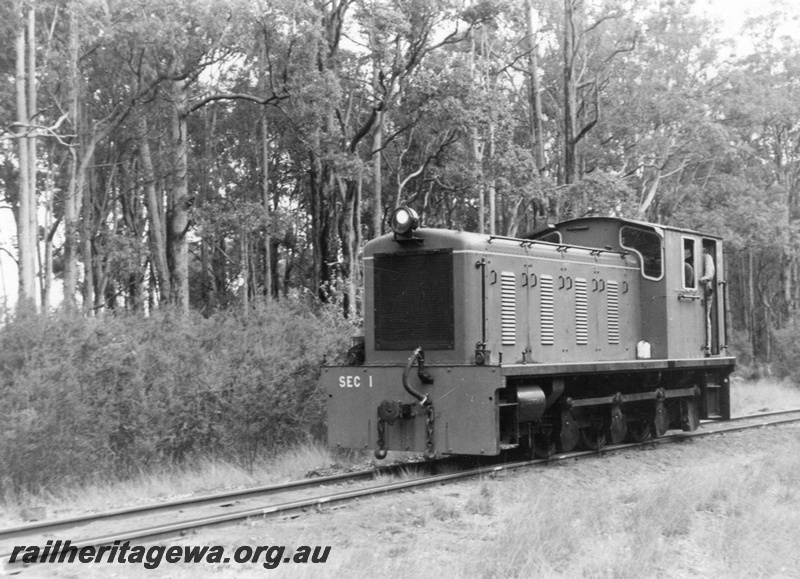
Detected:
left=672, top=236, right=706, bottom=357
left=702, top=238, right=720, bottom=354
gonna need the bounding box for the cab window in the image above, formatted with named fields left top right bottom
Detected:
left=683, top=238, right=697, bottom=289
left=537, top=231, right=561, bottom=244
left=620, top=225, right=663, bottom=280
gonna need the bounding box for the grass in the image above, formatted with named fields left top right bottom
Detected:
left=475, top=452, right=800, bottom=579
left=467, top=376, right=800, bottom=579
left=0, top=443, right=363, bottom=526
left=730, top=376, right=800, bottom=416
left=464, top=481, right=495, bottom=516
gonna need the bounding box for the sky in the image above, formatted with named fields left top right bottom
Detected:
left=699, top=0, right=800, bottom=55
left=0, top=0, right=798, bottom=315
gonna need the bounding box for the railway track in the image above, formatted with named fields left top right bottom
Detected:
left=3, top=408, right=800, bottom=573
left=0, top=460, right=413, bottom=542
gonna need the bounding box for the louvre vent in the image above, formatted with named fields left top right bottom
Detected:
left=374, top=249, right=454, bottom=350
left=540, top=275, right=555, bottom=346
left=607, top=280, right=620, bottom=345
left=501, top=272, right=516, bottom=345
left=575, top=277, right=589, bottom=345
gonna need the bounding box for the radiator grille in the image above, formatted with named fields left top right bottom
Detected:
left=540, top=275, right=555, bottom=346
left=607, top=280, right=620, bottom=345
left=575, top=277, right=588, bottom=345
left=374, top=250, right=454, bottom=350
left=501, top=272, right=516, bottom=345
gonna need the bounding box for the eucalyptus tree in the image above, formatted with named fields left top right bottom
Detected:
left=694, top=5, right=800, bottom=358
left=12, top=1, right=38, bottom=312
left=728, top=10, right=800, bottom=322
left=592, top=1, right=725, bottom=221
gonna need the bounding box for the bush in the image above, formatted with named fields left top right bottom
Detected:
left=0, top=301, right=355, bottom=493
left=770, top=320, right=800, bottom=380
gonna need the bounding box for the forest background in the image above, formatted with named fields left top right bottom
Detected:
left=1, top=0, right=800, bottom=493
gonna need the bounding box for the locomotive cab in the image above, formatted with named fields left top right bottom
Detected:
left=551, top=217, right=727, bottom=360
left=323, top=212, right=735, bottom=459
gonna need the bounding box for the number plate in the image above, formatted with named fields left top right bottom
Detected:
left=337, top=375, right=373, bottom=388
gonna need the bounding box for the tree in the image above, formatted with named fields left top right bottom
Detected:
left=13, top=1, right=37, bottom=312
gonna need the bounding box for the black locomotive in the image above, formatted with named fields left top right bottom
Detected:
left=322, top=208, right=735, bottom=458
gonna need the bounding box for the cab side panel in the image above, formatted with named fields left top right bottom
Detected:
left=481, top=249, right=641, bottom=365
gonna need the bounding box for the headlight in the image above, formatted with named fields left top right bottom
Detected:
left=389, top=207, right=419, bottom=237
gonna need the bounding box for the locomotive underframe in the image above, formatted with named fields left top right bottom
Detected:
left=502, top=363, right=731, bottom=456
left=324, top=357, right=734, bottom=457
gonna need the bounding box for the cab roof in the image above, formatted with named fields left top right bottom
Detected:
left=550, top=216, right=722, bottom=240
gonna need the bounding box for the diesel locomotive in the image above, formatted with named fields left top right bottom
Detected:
left=322, top=208, right=736, bottom=458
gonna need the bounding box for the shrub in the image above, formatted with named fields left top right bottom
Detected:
left=0, top=301, right=356, bottom=493
left=771, top=320, right=800, bottom=380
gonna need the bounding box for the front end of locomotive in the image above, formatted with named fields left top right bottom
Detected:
left=323, top=353, right=508, bottom=458
left=323, top=208, right=517, bottom=458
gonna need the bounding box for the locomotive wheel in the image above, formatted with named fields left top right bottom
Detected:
left=559, top=410, right=580, bottom=452
left=654, top=399, right=670, bottom=437
left=609, top=405, right=627, bottom=444
left=579, top=427, right=606, bottom=451
left=533, top=433, right=556, bottom=459
left=680, top=398, right=700, bottom=432
left=627, top=420, right=652, bottom=443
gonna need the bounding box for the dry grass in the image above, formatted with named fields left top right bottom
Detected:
left=464, top=481, right=494, bottom=516
left=0, top=443, right=356, bottom=525
left=475, top=452, right=800, bottom=579
left=468, top=378, right=800, bottom=579
left=730, top=376, right=800, bottom=416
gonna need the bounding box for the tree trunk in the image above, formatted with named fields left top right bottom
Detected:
left=563, top=0, right=579, bottom=185
left=63, top=6, right=80, bottom=309
left=638, top=170, right=662, bottom=216
left=261, top=110, right=272, bottom=303
left=169, top=78, right=191, bottom=312
left=369, top=22, right=384, bottom=239
left=138, top=116, right=171, bottom=304
left=309, top=146, right=322, bottom=299
left=92, top=161, right=120, bottom=314
left=15, top=6, right=37, bottom=311
left=526, top=0, right=547, bottom=176
left=488, top=123, right=496, bottom=235
left=199, top=239, right=209, bottom=311
left=64, top=157, right=79, bottom=309
left=309, top=94, right=338, bottom=303
left=259, top=37, right=273, bottom=304
left=42, top=147, right=57, bottom=308
left=82, top=158, right=94, bottom=314
left=354, top=172, right=361, bottom=306
left=338, top=176, right=359, bottom=319
left=119, top=160, right=143, bottom=310
left=372, top=110, right=383, bottom=237
left=65, top=5, right=107, bottom=312
left=27, top=4, right=39, bottom=305
left=241, top=229, right=249, bottom=309
left=783, top=194, right=793, bottom=318
left=470, top=33, right=484, bottom=234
